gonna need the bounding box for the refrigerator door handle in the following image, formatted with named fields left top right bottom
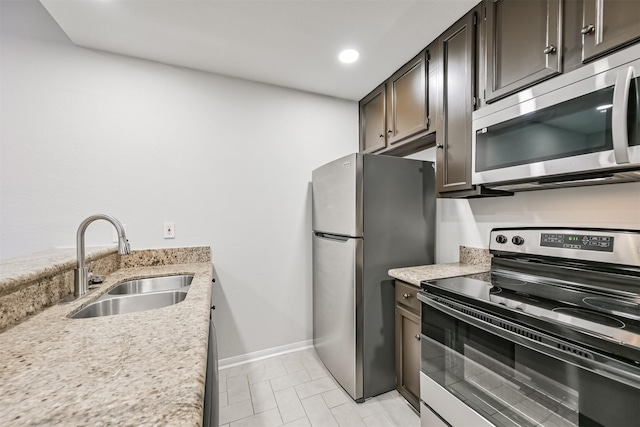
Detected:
left=313, top=232, right=352, bottom=242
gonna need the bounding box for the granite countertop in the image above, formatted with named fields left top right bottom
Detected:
left=0, top=246, right=117, bottom=295
left=388, top=246, right=491, bottom=287
left=0, top=261, right=212, bottom=426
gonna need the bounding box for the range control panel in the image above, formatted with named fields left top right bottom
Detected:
left=540, top=233, right=614, bottom=252
left=489, top=228, right=640, bottom=266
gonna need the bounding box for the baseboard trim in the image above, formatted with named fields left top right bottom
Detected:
left=219, top=339, right=314, bottom=369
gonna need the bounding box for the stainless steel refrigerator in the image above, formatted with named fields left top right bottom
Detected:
left=312, top=153, right=435, bottom=402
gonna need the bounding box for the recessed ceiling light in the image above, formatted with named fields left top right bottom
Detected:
left=339, top=49, right=360, bottom=64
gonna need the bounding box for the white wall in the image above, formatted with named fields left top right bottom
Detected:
left=408, top=148, right=640, bottom=263
left=0, top=0, right=358, bottom=358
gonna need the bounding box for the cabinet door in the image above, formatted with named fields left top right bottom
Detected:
left=387, top=51, right=428, bottom=145
left=485, top=0, right=562, bottom=102
left=396, top=305, right=421, bottom=411
left=395, top=280, right=420, bottom=313
left=427, top=42, right=440, bottom=135
left=582, top=0, right=640, bottom=61
left=359, top=83, right=387, bottom=153
left=436, top=11, right=477, bottom=193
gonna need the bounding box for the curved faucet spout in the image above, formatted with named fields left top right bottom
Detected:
left=75, top=214, right=131, bottom=298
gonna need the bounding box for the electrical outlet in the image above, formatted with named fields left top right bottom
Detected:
left=112, top=224, right=127, bottom=243
left=163, top=221, right=175, bottom=239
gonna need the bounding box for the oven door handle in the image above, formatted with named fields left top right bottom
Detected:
left=418, top=293, right=640, bottom=390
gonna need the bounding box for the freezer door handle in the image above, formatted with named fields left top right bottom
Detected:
left=313, top=232, right=351, bottom=242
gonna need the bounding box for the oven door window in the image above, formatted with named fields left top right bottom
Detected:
left=421, top=302, right=640, bottom=427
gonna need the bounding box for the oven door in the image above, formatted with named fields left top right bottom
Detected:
left=418, top=293, right=640, bottom=427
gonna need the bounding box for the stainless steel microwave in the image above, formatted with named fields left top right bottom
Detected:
left=472, top=44, right=640, bottom=191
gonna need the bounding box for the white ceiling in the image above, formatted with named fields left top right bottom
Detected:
left=39, top=0, right=477, bottom=101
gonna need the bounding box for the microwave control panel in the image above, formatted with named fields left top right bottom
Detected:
left=540, top=233, right=614, bottom=252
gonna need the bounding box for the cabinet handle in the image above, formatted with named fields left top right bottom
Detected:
left=415, top=334, right=421, bottom=341
left=436, top=144, right=444, bottom=149
left=378, top=134, right=384, bottom=138
left=387, top=129, right=393, bottom=134
left=543, top=45, right=556, bottom=55
left=402, top=293, right=411, bottom=299
left=581, top=24, right=595, bottom=35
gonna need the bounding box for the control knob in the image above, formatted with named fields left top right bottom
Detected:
left=495, top=235, right=508, bottom=244
left=512, top=236, right=525, bottom=245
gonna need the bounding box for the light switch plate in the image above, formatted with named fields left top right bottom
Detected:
left=163, top=221, right=175, bottom=239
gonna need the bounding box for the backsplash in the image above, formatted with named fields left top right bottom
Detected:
left=120, top=246, right=211, bottom=268
left=459, top=246, right=491, bottom=266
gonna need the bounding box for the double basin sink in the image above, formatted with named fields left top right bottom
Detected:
left=71, top=274, right=193, bottom=319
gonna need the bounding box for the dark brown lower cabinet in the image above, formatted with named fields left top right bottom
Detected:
left=395, top=280, right=421, bottom=411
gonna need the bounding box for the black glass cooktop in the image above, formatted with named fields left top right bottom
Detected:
left=420, top=276, right=640, bottom=361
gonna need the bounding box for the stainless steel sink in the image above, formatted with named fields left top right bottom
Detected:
left=71, top=290, right=188, bottom=319
left=108, top=274, right=193, bottom=295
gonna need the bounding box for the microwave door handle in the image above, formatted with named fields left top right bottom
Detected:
left=612, top=66, right=634, bottom=164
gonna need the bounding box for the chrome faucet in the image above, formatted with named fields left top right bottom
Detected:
left=74, top=214, right=131, bottom=298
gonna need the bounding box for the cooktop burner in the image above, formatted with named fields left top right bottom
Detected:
left=552, top=307, right=626, bottom=328
left=420, top=276, right=640, bottom=357
left=583, top=297, right=640, bottom=319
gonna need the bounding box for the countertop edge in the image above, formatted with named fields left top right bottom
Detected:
left=388, top=247, right=491, bottom=287
left=0, top=246, right=118, bottom=293
left=388, top=262, right=490, bottom=287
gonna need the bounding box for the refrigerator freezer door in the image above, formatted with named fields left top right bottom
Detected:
left=312, top=153, right=362, bottom=237
left=312, top=232, right=363, bottom=400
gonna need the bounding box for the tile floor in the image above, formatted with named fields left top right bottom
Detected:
left=219, top=348, right=420, bottom=427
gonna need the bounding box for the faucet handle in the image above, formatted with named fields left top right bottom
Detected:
left=91, top=275, right=106, bottom=284
left=86, top=261, right=106, bottom=285
left=86, top=262, right=95, bottom=283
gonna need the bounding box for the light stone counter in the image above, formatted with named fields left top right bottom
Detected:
left=0, top=246, right=117, bottom=290
left=0, top=249, right=212, bottom=426
left=388, top=246, right=491, bottom=287
left=0, top=247, right=121, bottom=331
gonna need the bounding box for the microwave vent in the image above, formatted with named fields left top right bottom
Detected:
left=485, top=170, right=640, bottom=192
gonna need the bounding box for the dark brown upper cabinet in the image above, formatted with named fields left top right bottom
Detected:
left=581, top=0, right=640, bottom=62
left=359, top=83, right=387, bottom=154
left=359, top=49, right=434, bottom=155
left=386, top=52, right=428, bottom=145
left=485, top=0, right=562, bottom=103
left=435, top=9, right=478, bottom=194
left=359, top=0, right=640, bottom=198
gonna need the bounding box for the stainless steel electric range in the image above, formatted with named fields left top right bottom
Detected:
left=418, top=228, right=640, bottom=427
